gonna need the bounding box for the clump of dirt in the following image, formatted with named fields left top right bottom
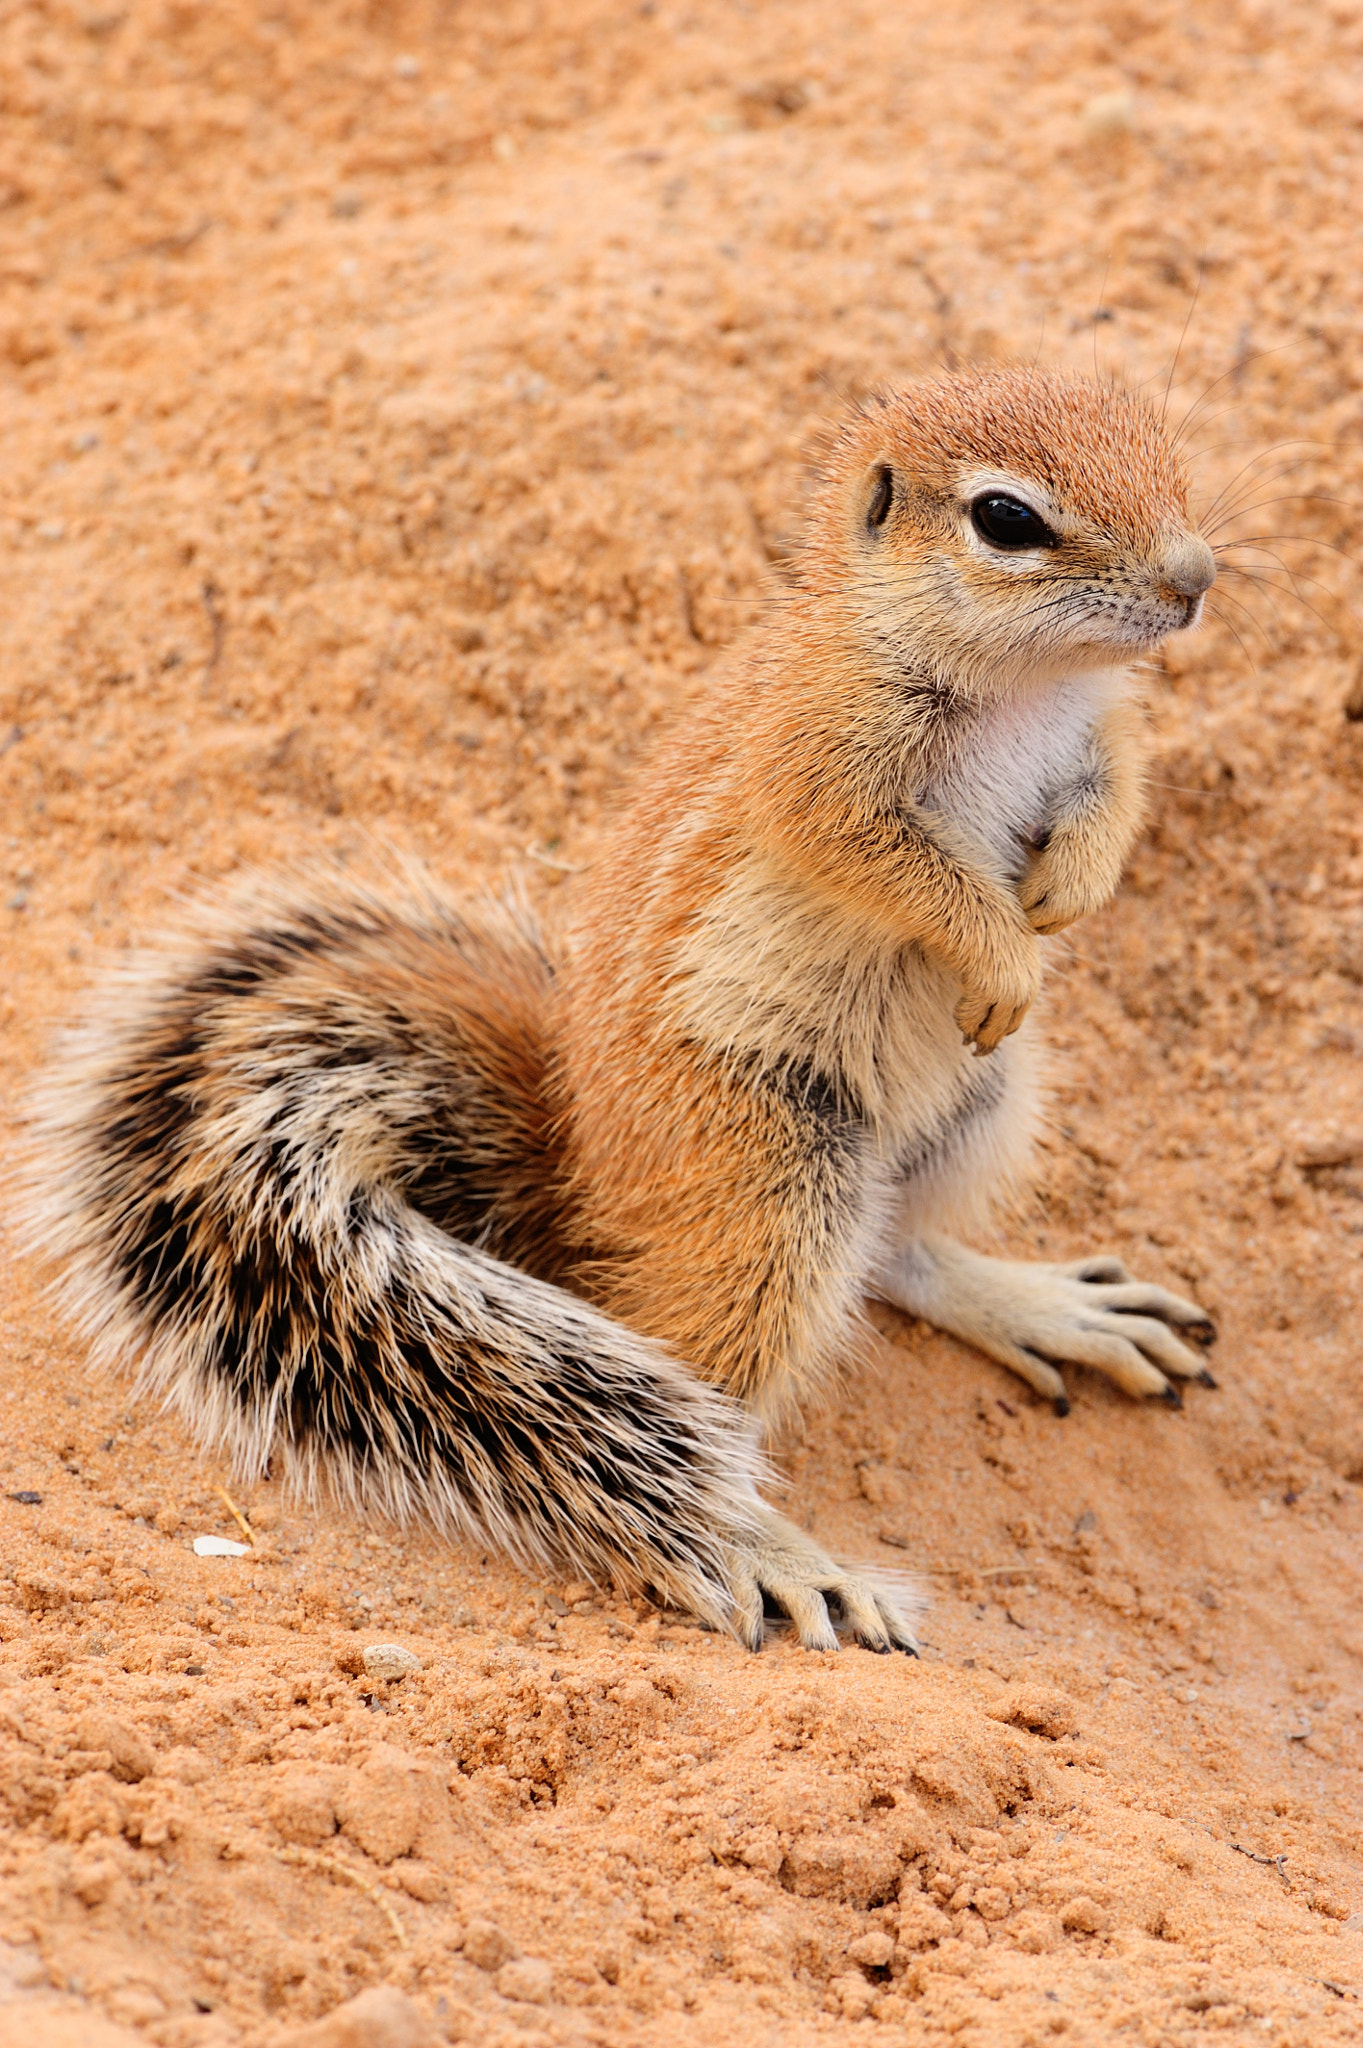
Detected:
left=2, top=3, right=1362, bottom=2045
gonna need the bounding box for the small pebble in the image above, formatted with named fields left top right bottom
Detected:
left=362, top=1642, right=423, bottom=1680
left=496, top=1956, right=553, bottom=2005
left=463, top=1918, right=517, bottom=1972
left=1080, top=89, right=1138, bottom=142
left=279, top=1984, right=437, bottom=2048
left=193, top=1534, right=251, bottom=1557
left=76, top=1711, right=156, bottom=1783
left=847, top=1929, right=895, bottom=1968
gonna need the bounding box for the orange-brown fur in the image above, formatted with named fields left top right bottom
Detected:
left=28, top=369, right=1219, bottom=1654
left=558, top=372, right=1213, bottom=1415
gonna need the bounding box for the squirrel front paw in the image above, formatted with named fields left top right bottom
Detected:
left=952, top=930, right=1042, bottom=1054
left=1019, top=832, right=1121, bottom=935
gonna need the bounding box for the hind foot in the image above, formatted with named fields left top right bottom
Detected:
left=725, top=1509, right=921, bottom=1655
left=878, top=1235, right=1215, bottom=1410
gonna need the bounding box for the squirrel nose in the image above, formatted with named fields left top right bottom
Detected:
left=1159, top=534, right=1216, bottom=598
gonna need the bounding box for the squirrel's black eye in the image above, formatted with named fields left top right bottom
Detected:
left=970, top=494, right=1059, bottom=550
left=866, top=465, right=894, bottom=531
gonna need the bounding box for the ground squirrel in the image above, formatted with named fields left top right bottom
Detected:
left=30, top=368, right=1219, bottom=1656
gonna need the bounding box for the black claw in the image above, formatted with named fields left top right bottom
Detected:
left=1186, top=1319, right=1218, bottom=1348
left=1053, top=1396, right=1071, bottom=1418
left=1197, top=1367, right=1219, bottom=1389
left=861, top=1640, right=893, bottom=1655
left=1159, top=1384, right=1184, bottom=1409
left=897, top=1642, right=921, bottom=1658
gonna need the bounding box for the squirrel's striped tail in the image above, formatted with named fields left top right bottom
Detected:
left=21, top=865, right=919, bottom=1654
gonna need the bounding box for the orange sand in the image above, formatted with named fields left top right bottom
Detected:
left=1, top=2, right=1362, bottom=2044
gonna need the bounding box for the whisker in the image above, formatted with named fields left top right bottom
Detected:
left=1215, top=531, right=1358, bottom=564
left=1216, top=548, right=1340, bottom=605
left=1202, top=603, right=1259, bottom=673
left=1205, top=493, right=1356, bottom=536
left=1168, top=340, right=1300, bottom=452
left=1091, top=256, right=1111, bottom=384
left=1162, top=267, right=1204, bottom=421
left=1196, top=450, right=1324, bottom=529
left=1212, top=559, right=1340, bottom=640
left=1179, top=418, right=1287, bottom=467
left=1204, top=583, right=1274, bottom=645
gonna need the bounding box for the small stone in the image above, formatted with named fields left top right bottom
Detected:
left=269, top=1765, right=342, bottom=1847
left=1060, top=1894, right=1111, bottom=1935
left=894, top=1893, right=953, bottom=1953
left=1010, top=1908, right=1064, bottom=1954
left=193, top=1534, right=250, bottom=1557
left=157, top=1745, right=213, bottom=1784
left=857, top=1463, right=909, bottom=1509
left=1080, top=89, right=1138, bottom=142
left=69, top=1855, right=120, bottom=1906
left=75, top=1713, right=156, bottom=1784
left=985, top=1685, right=1077, bottom=1739
left=16, top=1571, right=66, bottom=1612
left=829, top=1973, right=874, bottom=2020
left=1296, top=1130, right=1363, bottom=1169
left=495, top=1956, right=553, bottom=2005
left=107, top=1986, right=166, bottom=2027
left=280, top=1986, right=439, bottom=2048
left=335, top=1744, right=455, bottom=1866
left=362, top=1643, right=423, bottom=1681
left=463, top=1917, right=518, bottom=1972
left=847, top=1929, right=894, bottom=1968
left=391, top=1860, right=446, bottom=1903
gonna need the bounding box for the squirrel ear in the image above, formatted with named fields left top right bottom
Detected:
left=865, top=464, right=894, bottom=532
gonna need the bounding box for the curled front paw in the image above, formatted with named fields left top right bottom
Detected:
left=1019, top=835, right=1119, bottom=935
left=726, top=1511, right=922, bottom=1655
left=953, top=936, right=1042, bottom=1055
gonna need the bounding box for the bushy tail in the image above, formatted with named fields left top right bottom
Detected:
left=23, top=865, right=769, bottom=1630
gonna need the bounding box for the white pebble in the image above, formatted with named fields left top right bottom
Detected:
left=193, top=1534, right=251, bottom=1557
left=362, top=1642, right=423, bottom=1680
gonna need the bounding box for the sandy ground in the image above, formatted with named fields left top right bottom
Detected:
left=2, top=2, right=1363, bottom=2043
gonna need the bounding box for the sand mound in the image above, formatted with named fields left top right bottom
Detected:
left=1, top=2, right=1361, bottom=2042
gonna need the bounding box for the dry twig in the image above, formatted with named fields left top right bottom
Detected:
left=1230, top=1842, right=1290, bottom=1886
left=214, top=1486, right=256, bottom=1546
left=274, top=1846, right=407, bottom=1946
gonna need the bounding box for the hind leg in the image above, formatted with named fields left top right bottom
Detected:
left=577, top=1048, right=922, bottom=1651
left=870, top=1029, right=1215, bottom=1411
left=877, top=1236, right=1216, bottom=1414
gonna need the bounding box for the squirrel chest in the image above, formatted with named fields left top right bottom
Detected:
left=916, top=673, right=1120, bottom=885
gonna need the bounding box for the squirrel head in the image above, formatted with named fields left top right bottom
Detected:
left=803, top=369, right=1215, bottom=693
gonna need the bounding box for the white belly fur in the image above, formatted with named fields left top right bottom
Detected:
left=922, top=671, right=1123, bottom=882
left=670, top=675, right=1120, bottom=1248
